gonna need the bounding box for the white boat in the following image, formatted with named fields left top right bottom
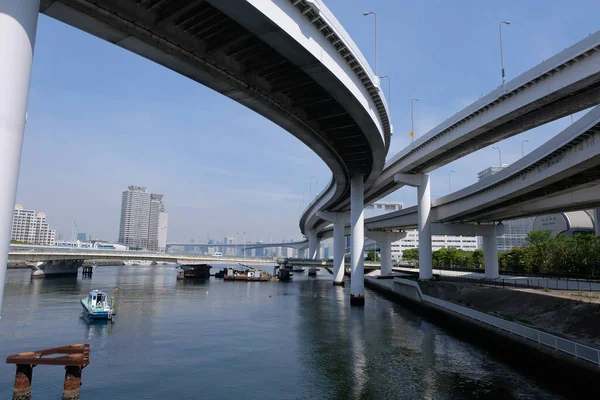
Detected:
left=124, top=260, right=152, bottom=266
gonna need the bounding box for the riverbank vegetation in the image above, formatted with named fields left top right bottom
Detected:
left=401, top=231, right=600, bottom=277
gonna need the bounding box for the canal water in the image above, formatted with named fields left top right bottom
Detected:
left=0, top=265, right=564, bottom=399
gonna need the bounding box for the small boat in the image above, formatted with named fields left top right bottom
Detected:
left=214, top=268, right=227, bottom=278
left=223, top=266, right=271, bottom=282
left=291, top=268, right=305, bottom=273
left=81, top=290, right=114, bottom=320
left=275, top=267, right=293, bottom=281
left=177, top=264, right=212, bottom=280
left=124, top=260, right=152, bottom=266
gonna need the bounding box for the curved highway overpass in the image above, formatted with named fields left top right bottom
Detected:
left=317, top=105, right=600, bottom=279
left=0, top=0, right=390, bottom=310
left=303, top=29, right=600, bottom=283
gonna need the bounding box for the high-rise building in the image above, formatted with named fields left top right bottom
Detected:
left=148, top=194, right=168, bottom=251
left=223, top=236, right=235, bottom=255
left=77, top=233, right=87, bottom=242
left=11, top=204, right=56, bottom=245
left=118, top=185, right=168, bottom=250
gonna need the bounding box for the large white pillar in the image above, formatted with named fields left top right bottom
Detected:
left=365, top=230, right=407, bottom=277
left=417, top=174, right=433, bottom=280
left=307, top=229, right=318, bottom=259
left=332, top=218, right=346, bottom=285
left=0, top=0, right=40, bottom=317
left=350, top=174, right=365, bottom=306
left=379, top=235, right=392, bottom=276
left=483, top=228, right=499, bottom=279
left=317, top=211, right=348, bottom=286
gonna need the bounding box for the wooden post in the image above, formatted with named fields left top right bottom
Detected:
left=12, top=360, right=33, bottom=400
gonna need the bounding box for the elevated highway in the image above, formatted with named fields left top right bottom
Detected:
left=302, top=30, right=600, bottom=285
left=0, top=0, right=390, bottom=308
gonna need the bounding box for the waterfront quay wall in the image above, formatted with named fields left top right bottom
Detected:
left=365, top=277, right=600, bottom=398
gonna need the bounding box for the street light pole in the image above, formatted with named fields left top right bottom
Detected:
left=411, top=98, right=420, bottom=142
left=243, top=232, right=246, bottom=257
left=521, top=139, right=529, bottom=157
left=380, top=75, right=391, bottom=116
left=448, top=170, right=455, bottom=194
left=499, top=21, right=511, bottom=84
left=71, top=222, right=76, bottom=251
left=492, top=146, right=502, bottom=166
left=235, top=232, right=239, bottom=256
left=363, top=11, right=377, bottom=76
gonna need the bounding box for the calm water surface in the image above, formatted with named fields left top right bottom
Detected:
left=0, top=265, right=563, bottom=399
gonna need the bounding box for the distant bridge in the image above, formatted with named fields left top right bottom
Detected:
left=166, top=240, right=309, bottom=251
left=8, top=245, right=277, bottom=278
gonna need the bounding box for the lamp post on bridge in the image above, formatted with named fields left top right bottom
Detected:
left=380, top=75, right=391, bottom=117
left=521, top=139, right=529, bottom=157
left=362, top=11, right=378, bottom=77
left=410, top=98, right=420, bottom=142
left=71, top=222, right=76, bottom=252
left=499, top=21, right=511, bottom=85
left=492, top=146, right=502, bottom=166
left=243, top=232, right=246, bottom=257
left=235, top=232, right=239, bottom=256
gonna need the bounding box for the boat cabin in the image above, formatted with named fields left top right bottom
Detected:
left=88, top=290, right=107, bottom=309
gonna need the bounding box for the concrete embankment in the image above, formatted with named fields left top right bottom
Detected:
left=365, top=276, right=600, bottom=399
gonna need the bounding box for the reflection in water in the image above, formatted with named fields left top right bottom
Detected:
left=0, top=267, right=565, bottom=400
left=296, top=279, right=564, bottom=400
left=80, top=316, right=114, bottom=340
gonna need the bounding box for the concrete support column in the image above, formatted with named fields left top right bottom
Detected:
left=12, top=363, right=33, bottom=400
left=332, top=218, right=346, bottom=285
left=350, top=174, right=365, bottom=306
left=308, top=267, right=317, bottom=276
left=379, top=235, right=392, bottom=276
left=483, top=228, right=499, bottom=279
left=317, top=211, right=349, bottom=286
left=307, top=229, right=318, bottom=260
left=62, top=365, right=82, bottom=400
left=417, top=174, right=433, bottom=280
left=0, top=0, right=40, bottom=315
left=595, top=209, right=600, bottom=236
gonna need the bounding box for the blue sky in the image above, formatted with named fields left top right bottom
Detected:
left=16, top=0, right=600, bottom=243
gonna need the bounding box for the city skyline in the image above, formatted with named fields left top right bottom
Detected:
left=14, top=0, right=600, bottom=242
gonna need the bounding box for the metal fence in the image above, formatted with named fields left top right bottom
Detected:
left=396, top=278, right=600, bottom=366
left=436, top=274, right=600, bottom=292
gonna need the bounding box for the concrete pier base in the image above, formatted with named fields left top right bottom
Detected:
left=308, top=267, right=317, bottom=276
left=12, top=363, right=33, bottom=400
left=62, top=365, right=82, bottom=400
left=333, top=281, right=345, bottom=287
left=350, top=294, right=365, bottom=307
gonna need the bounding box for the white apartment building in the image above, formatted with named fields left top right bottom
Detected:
left=345, top=201, right=479, bottom=259
left=393, top=230, right=479, bottom=260
left=11, top=204, right=56, bottom=245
